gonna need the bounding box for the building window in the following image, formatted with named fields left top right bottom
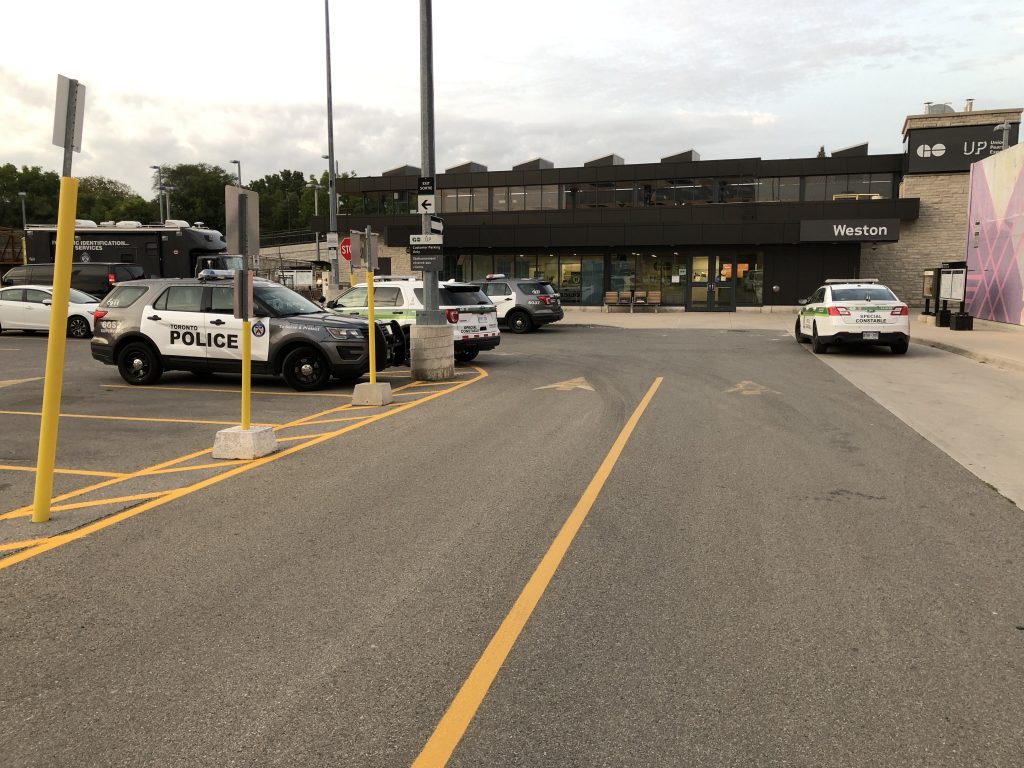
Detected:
left=803, top=176, right=827, bottom=201
left=719, top=177, right=756, bottom=203
left=525, top=186, right=543, bottom=210
left=509, top=186, right=526, bottom=211
left=577, top=182, right=615, bottom=208
left=542, top=184, right=559, bottom=210
left=869, top=173, right=894, bottom=199
left=779, top=176, right=800, bottom=201
left=472, top=187, right=489, bottom=211
left=493, top=187, right=508, bottom=212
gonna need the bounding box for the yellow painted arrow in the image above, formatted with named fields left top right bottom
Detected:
left=535, top=377, right=595, bottom=392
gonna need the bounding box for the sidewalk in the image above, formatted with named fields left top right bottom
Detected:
left=560, top=307, right=1024, bottom=374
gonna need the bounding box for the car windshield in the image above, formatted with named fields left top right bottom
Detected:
left=255, top=283, right=323, bottom=316
left=69, top=288, right=100, bottom=303
left=831, top=287, right=898, bottom=302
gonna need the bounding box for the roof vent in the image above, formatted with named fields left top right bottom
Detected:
left=584, top=154, right=624, bottom=167
left=165, top=219, right=191, bottom=228
left=964, top=98, right=975, bottom=112
left=383, top=165, right=421, bottom=177
left=661, top=149, right=701, bottom=163
left=513, top=158, right=554, bottom=171
left=926, top=102, right=955, bottom=114
left=114, top=221, right=144, bottom=228
left=75, top=219, right=98, bottom=227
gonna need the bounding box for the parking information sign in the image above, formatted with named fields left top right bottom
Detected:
left=410, top=233, right=443, bottom=271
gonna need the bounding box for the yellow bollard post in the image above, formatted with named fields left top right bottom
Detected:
left=241, top=319, right=251, bottom=430
left=32, top=177, right=78, bottom=523
left=366, top=270, right=376, bottom=385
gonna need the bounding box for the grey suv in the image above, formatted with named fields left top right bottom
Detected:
left=90, top=274, right=402, bottom=391
left=470, top=274, right=563, bottom=333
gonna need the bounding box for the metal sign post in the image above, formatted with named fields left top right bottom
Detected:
left=33, top=75, right=85, bottom=523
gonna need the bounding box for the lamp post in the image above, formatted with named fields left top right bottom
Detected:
left=17, top=191, right=27, bottom=230
left=306, top=178, right=323, bottom=264
left=164, top=185, right=176, bottom=218
left=150, top=165, right=164, bottom=221
left=994, top=123, right=1011, bottom=152
left=230, top=159, right=242, bottom=187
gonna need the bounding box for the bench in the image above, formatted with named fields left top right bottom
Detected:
left=602, top=290, right=662, bottom=312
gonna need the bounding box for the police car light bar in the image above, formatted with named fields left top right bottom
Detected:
left=824, top=278, right=879, bottom=284
left=197, top=269, right=236, bottom=281
left=485, top=273, right=507, bottom=279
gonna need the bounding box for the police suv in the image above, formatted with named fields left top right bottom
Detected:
left=796, top=278, right=910, bottom=355
left=90, top=272, right=403, bottom=390
left=325, top=277, right=499, bottom=362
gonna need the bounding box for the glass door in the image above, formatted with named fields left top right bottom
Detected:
left=689, top=255, right=736, bottom=311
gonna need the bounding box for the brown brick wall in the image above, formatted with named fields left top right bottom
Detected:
left=861, top=174, right=970, bottom=305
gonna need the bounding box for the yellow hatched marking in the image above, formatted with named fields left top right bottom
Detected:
left=143, top=462, right=247, bottom=476
left=101, top=384, right=353, bottom=399
left=276, top=432, right=333, bottom=443
left=0, top=366, right=487, bottom=572
left=0, top=464, right=127, bottom=479
left=1, top=537, right=51, bottom=551
left=0, top=410, right=277, bottom=428
left=2, top=492, right=170, bottom=519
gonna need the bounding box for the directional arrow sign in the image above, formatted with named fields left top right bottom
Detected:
left=418, top=194, right=435, bottom=213
left=724, top=380, right=780, bottom=396
left=535, top=377, right=595, bottom=392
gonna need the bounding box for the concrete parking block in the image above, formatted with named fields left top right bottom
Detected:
left=212, top=426, right=278, bottom=460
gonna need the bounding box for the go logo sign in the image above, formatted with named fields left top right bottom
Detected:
left=916, top=143, right=946, bottom=158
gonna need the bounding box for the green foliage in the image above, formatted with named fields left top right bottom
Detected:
left=0, top=162, right=358, bottom=236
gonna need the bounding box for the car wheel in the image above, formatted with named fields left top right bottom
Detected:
left=117, top=342, right=163, bottom=385
left=281, top=346, right=331, bottom=391
left=67, top=315, right=91, bottom=338
left=454, top=349, right=479, bottom=363
left=507, top=310, right=532, bottom=334
left=811, top=324, right=828, bottom=354
left=891, top=339, right=909, bottom=355
left=794, top=318, right=809, bottom=343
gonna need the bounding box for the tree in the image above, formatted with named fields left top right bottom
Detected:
left=157, top=163, right=237, bottom=232
left=0, top=164, right=61, bottom=228
left=76, top=176, right=150, bottom=224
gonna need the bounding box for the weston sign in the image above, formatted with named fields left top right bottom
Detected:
left=800, top=219, right=900, bottom=242
left=907, top=124, right=1019, bottom=174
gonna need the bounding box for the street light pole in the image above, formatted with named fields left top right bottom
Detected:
left=17, top=191, right=27, bottom=230
left=324, top=0, right=339, bottom=288
left=230, top=159, right=242, bottom=187
left=164, top=185, right=175, bottom=218
left=307, top=178, right=323, bottom=264
left=150, top=165, right=164, bottom=221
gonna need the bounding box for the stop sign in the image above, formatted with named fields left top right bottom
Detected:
left=340, top=236, right=352, bottom=261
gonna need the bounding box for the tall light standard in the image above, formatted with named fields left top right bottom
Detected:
left=150, top=165, right=164, bottom=221
left=323, top=0, right=339, bottom=288
left=164, top=185, right=176, bottom=218
left=230, top=159, right=242, bottom=187
left=306, top=177, right=323, bottom=263
left=17, top=191, right=27, bottom=230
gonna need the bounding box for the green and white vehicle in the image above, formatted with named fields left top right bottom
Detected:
left=796, top=278, right=910, bottom=355
left=326, top=277, right=500, bottom=363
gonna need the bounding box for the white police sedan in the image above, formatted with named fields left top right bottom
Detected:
left=795, top=279, right=910, bottom=355
left=0, top=284, right=100, bottom=338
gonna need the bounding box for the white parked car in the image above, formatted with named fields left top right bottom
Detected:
left=0, top=284, right=100, bottom=338
left=326, top=277, right=500, bottom=363
left=796, top=279, right=910, bottom=354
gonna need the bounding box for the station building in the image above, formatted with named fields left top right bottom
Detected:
left=322, top=103, right=1020, bottom=310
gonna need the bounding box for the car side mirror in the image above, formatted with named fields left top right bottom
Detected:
left=797, top=298, right=808, bottom=306
left=325, top=299, right=336, bottom=308
left=42, top=299, right=53, bottom=306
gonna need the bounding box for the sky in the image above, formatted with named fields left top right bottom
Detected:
left=2, top=0, right=1023, bottom=200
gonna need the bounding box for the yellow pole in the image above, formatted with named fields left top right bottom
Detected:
left=32, top=177, right=78, bottom=523
left=241, top=319, right=251, bottom=430
left=366, top=270, right=376, bottom=384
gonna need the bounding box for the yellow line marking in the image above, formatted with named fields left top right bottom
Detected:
left=101, top=383, right=352, bottom=398
left=1, top=537, right=52, bottom=551
left=142, top=462, right=246, bottom=476
left=0, top=464, right=127, bottom=479
left=2, top=492, right=171, bottom=518
left=0, top=377, right=44, bottom=389
left=412, top=376, right=663, bottom=768
left=0, top=368, right=487, bottom=571
left=0, top=410, right=277, bottom=428
left=282, top=415, right=369, bottom=427
left=276, top=432, right=333, bottom=442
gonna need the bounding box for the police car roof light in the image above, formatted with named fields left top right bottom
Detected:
left=197, top=269, right=236, bottom=281
left=485, top=273, right=507, bottom=279
left=824, top=278, right=879, bottom=284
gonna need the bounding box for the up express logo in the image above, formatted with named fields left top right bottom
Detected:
left=916, top=143, right=946, bottom=158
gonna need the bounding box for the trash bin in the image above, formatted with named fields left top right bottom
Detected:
left=937, top=308, right=952, bottom=327
left=950, top=312, right=974, bottom=331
